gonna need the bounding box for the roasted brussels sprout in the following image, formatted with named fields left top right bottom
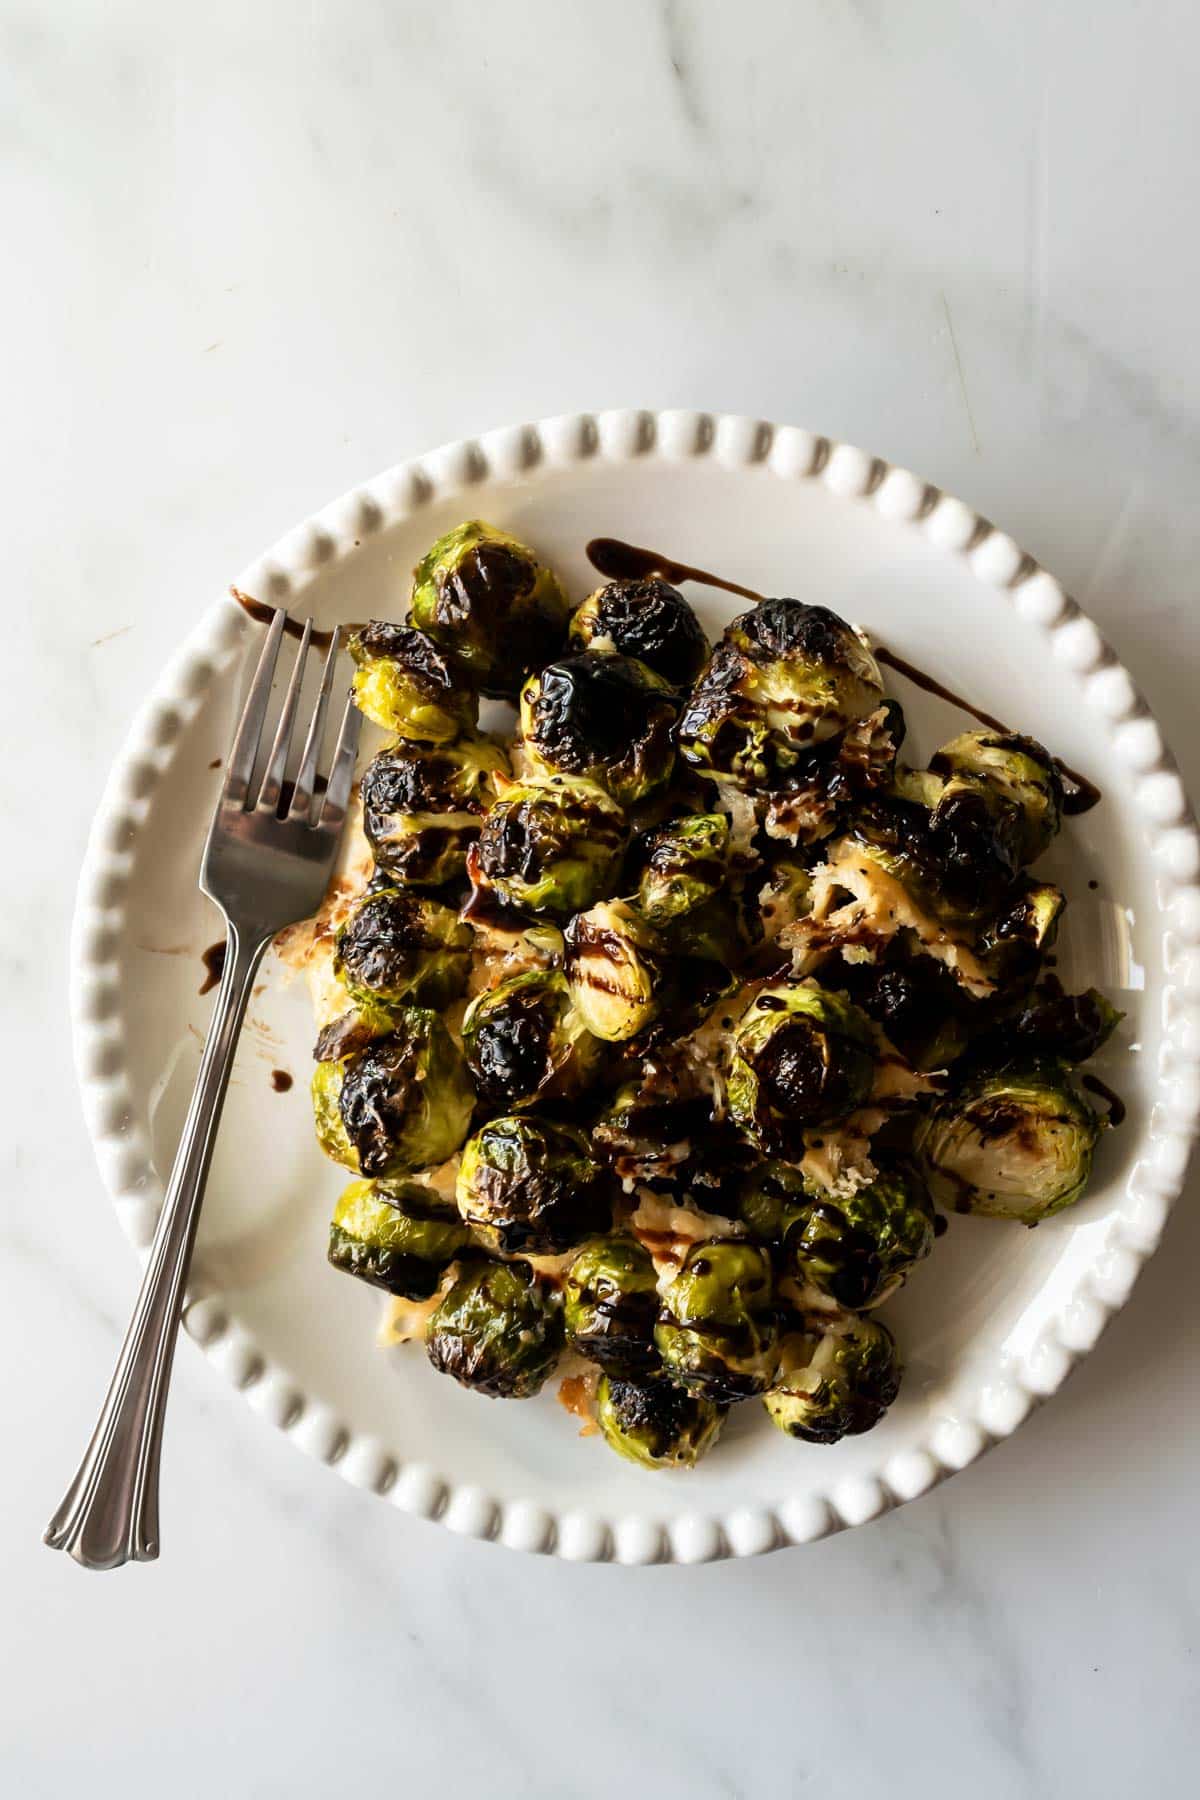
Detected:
left=736, top=1158, right=811, bottom=1241
left=360, top=734, right=509, bottom=886
left=564, top=900, right=664, bottom=1042
left=518, top=652, right=680, bottom=806
left=461, top=968, right=602, bottom=1108
left=829, top=954, right=969, bottom=1072
left=456, top=1114, right=611, bottom=1255
left=727, top=979, right=876, bottom=1155
left=655, top=1240, right=779, bottom=1401
left=312, top=1011, right=475, bottom=1177
left=961, top=987, right=1122, bottom=1076
left=596, top=1374, right=726, bottom=1470
left=764, top=1311, right=901, bottom=1443
left=333, top=887, right=471, bottom=1011
left=976, top=880, right=1066, bottom=986
left=929, top=730, right=1063, bottom=867
left=472, top=776, right=627, bottom=918
left=348, top=622, right=477, bottom=741
left=563, top=1235, right=660, bottom=1374
left=786, top=1164, right=934, bottom=1308
left=327, top=1177, right=469, bottom=1299
left=915, top=1063, right=1102, bottom=1224
left=679, top=600, right=885, bottom=786
left=636, top=813, right=731, bottom=925
left=408, top=520, right=569, bottom=699
left=425, top=1258, right=563, bottom=1398
left=569, top=578, right=709, bottom=688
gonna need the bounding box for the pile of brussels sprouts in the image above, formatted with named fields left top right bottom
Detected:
left=310, top=519, right=1121, bottom=1471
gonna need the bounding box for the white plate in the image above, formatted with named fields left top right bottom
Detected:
left=72, top=410, right=1200, bottom=1564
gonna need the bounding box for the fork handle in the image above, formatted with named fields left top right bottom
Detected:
left=45, top=922, right=269, bottom=1571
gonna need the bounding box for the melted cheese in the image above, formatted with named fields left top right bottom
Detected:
left=785, top=838, right=994, bottom=997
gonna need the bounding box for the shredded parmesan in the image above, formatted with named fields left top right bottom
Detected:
left=784, top=838, right=995, bottom=997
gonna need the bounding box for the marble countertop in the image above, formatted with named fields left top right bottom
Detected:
left=5, top=3, right=1199, bottom=1794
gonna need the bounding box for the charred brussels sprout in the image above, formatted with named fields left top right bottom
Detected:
left=781, top=1164, right=935, bottom=1309
left=312, top=1010, right=475, bottom=1177
left=563, top=1235, right=660, bottom=1375
left=425, top=1259, right=563, bottom=1398
left=637, top=813, right=731, bottom=925
left=977, top=880, right=1065, bottom=987
left=333, top=888, right=471, bottom=1011
left=456, top=1114, right=611, bottom=1255
left=757, top=859, right=814, bottom=944
left=764, top=1312, right=901, bottom=1443
left=596, top=1375, right=726, bottom=1470
left=727, top=979, right=875, bottom=1155
left=569, top=578, right=709, bottom=688
left=461, top=968, right=602, bottom=1108
left=472, top=776, right=627, bottom=918
left=409, top=520, right=569, bottom=699
left=929, top=730, right=1063, bottom=867
left=915, top=1064, right=1101, bottom=1224
left=348, top=622, right=477, bottom=741
left=360, top=734, right=509, bottom=886
left=655, top=1240, right=779, bottom=1401
left=519, top=652, right=679, bottom=806
left=960, top=987, right=1123, bottom=1076
left=327, top=1177, right=469, bottom=1299
left=564, top=900, right=664, bottom=1042
left=679, top=600, right=884, bottom=787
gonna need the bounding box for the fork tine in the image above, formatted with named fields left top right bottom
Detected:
left=317, top=690, right=362, bottom=832
left=289, top=626, right=344, bottom=825
left=255, top=618, right=313, bottom=813
left=223, top=608, right=287, bottom=809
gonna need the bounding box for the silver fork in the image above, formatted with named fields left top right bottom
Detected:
left=45, top=610, right=361, bottom=1572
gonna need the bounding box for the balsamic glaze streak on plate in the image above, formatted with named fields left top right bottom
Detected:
left=585, top=536, right=1101, bottom=815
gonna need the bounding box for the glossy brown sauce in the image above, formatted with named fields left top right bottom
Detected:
left=1081, top=1073, right=1126, bottom=1127
left=230, top=587, right=335, bottom=650
left=933, top=1213, right=949, bottom=1238
left=585, top=537, right=762, bottom=602
left=199, top=939, right=227, bottom=995
left=270, top=1069, right=294, bottom=1093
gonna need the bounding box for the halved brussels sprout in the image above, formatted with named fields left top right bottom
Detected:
left=518, top=652, right=680, bottom=806
left=333, top=888, right=471, bottom=1011
left=348, top=621, right=477, bottom=741
left=461, top=968, right=603, bottom=1108
left=727, top=979, right=876, bottom=1156
left=564, top=900, right=664, bottom=1042
left=472, top=776, right=627, bottom=918
left=679, top=600, right=884, bottom=787
left=929, top=730, right=1063, bottom=867
left=655, top=1240, right=779, bottom=1401
left=976, top=880, right=1065, bottom=987
left=764, top=1311, right=901, bottom=1443
left=569, top=578, right=709, bottom=688
left=360, top=734, right=509, bottom=886
left=312, top=1010, right=475, bottom=1177
left=636, top=813, right=731, bottom=925
left=915, top=1063, right=1102, bottom=1224
left=425, top=1259, right=563, bottom=1398
left=595, top=1374, right=726, bottom=1470
left=456, top=1114, right=611, bottom=1255
left=781, top=1163, right=935, bottom=1309
left=408, top=520, right=570, bottom=699
left=327, top=1177, right=469, bottom=1299
left=962, top=987, right=1123, bottom=1075
left=562, top=1235, right=660, bottom=1375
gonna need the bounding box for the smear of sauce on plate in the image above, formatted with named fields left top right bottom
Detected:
left=1081, top=1073, right=1126, bottom=1127
left=199, top=939, right=227, bottom=995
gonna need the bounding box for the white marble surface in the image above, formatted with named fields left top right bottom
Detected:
left=4, top=2, right=1200, bottom=1793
